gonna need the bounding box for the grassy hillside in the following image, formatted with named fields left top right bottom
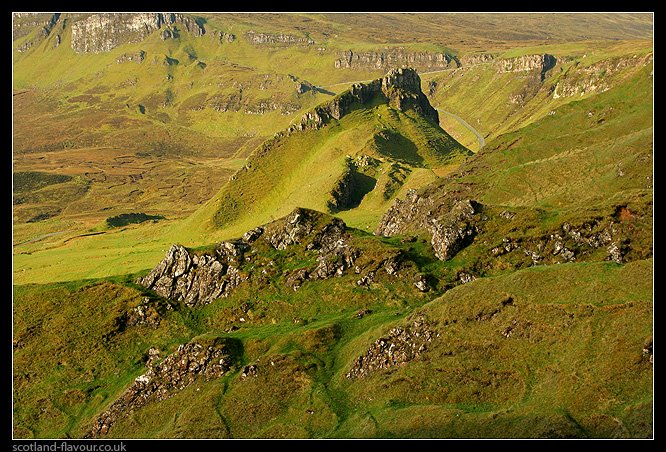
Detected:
left=423, top=39, right=653, bottom=146
left=12, top=13, right=653, bottom=439
left=173, top=101, right=469, bottom=244
left=13, top=259, right=652, bottom=438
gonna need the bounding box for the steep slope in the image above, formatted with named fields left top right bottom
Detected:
left=12, top=14, right=653, bottom=439
left=376, top=57, right=652, bottom=284
left=174, top=67, right=470, bottom=243
left=423, top=39, right=653, bottom=149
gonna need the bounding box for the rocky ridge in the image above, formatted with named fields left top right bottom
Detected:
left=377, top=186, right=648, bottom=269
left=87, top=337, right=237, bottom=437
left=245, top=30, right=314, bottom=45
left=139, top=207, right=422, bottom=306
left=289, top=67, right=439, bottom=133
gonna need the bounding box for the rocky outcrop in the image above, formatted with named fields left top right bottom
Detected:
left=494, top=54, right=556, bottom=80
left=377, top=188, right=480, bottom=262
left=552, top=53, right=653, bottom=99
left=13, top=13, right=57, bottom=40
left=335, top=49, right=457, bottom=71
left=13, top=13, right=61, bottom=52
left=327, top=158, right=377, bottom=212
left=87, top=338, right=237, bottom=437
left=460, top=53, right=495, bottom=66
left=290, top=67, right=439, bottom=133
left=245, top=30, right=314, bottom=45
left=429, top=199, right=479, bottom=260
left=494, top=54, right=556, bottom=73
left=489, top=218, right=631, bottom=266
left=139, top=208, right=401, bottom=303
left=346, top=315, right=438, bottom=379
left=138, top=242, right=249, bottom=307
left=71, top=13, right=204, bottom=53
left=210, top=30, right=235, bottom=43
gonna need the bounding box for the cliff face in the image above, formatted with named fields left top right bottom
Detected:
left=70, top=13, right=205, bottom=53
left=245, top=30, right=314, bottom=45
left=335, top=49, right=458, bottom=71
left=493, top=54, right=556, bottom=73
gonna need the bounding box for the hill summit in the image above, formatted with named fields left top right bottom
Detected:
left=175, top=66, right=470, bottom=239
left=289, top=67, right=439, bottom=133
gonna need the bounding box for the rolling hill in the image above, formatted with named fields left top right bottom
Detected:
left=12, top=12, right=653, bottom=439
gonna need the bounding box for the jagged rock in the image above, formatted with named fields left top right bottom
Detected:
left=264, top=208, right=317, bottom=250
left=242, top=227, right=264, bottom=243
left=335, top=49, right=457, bottom=71
left=607, top=242, right=623, bottom=264
left=383, top=254, right=402, bottom=275
left=458, top=272, right=477, bottom=284
left=356, top=272, right=375, bottom=287
left=429, top=199, right=478, bottom=261
left=346, top=315, right=438, bottom=378
left=241, top=364, right=258, bottom=379
left=87, top=338, right=236, bottom=438
left=139, top=207, right=434, bottom=306
left=413, top=274, right=429, bottom=292
left=145, top=347, right=161, bottom=367
left=292, top=67, right=439, bottom=132
left=138, top=244, right=247, bottom=307
left=286, top=268, right=309, bottom=291
left=376, top=189, right=434, bottom=237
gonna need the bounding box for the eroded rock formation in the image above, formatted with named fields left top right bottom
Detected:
left=346, top=315, right=438, bottom=379
left=335, top=49, right=457, bottom=71
left=71, top=13, right=204, bottom=53
left=87, top=338, right=237, bottom=437
left=290, top=67, right=439, bottom=133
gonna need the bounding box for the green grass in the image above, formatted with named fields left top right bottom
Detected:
left=12, top=13, right=653, bottom=439
left=13, top=258, right=651, bottom=438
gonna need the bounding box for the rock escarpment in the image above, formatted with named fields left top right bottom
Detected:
left=494, top=54, right=556, bottom=78
left=245, top=30, right=314, bottom=45
left=335, top=49, right=457, bottom=71
left=71, top=13, right=205, bottom=53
